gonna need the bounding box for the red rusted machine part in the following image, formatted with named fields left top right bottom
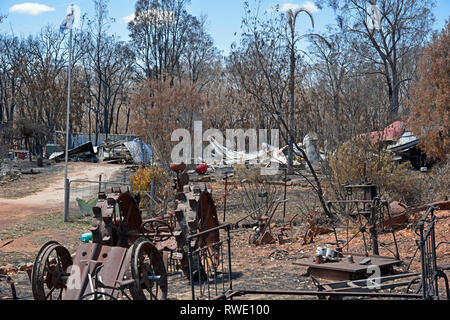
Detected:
left=278, top=213, right=299, bottom=244
left=141, top=215, right=178, bottom=272
left=171, top=162, right=189, bottom=193
left=31, top=165, right=222, bottom=299
left=167, top=163, right=221, bottom=278
left=386, top=201, right=409, bottom=229
left=172, top=182, right=221, bottom=279
left=91, top=187, right=142, bottom=247
left=31, top=187, right=168, bottom=300
left=63, top=239, right=167, bottom=300
left=249, top=199, right=288, bottom=246
left=170, top=162, right=186, bottom=173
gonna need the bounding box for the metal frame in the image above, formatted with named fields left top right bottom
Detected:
left=415, top=206, right=449, bottom=300
left=189, top=205, right=448, bottom=301
left=65, top=178, right=132, bottom=219
left=188, top=224, right=233, bottom=300
left=326, top=196, right=400, bottom=260
left=227, top=289, right=422, bottom=299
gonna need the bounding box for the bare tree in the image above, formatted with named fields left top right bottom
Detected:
left=0, top=35, right=26, bottom=125
left=84, top=0, right=135, bottom=143
left=228, top=2, right=290, bottom=145
left=321, top=0, right=435, bottom=118
left=183, top=15, right=221, bottom=89
left=307, top=26, right=390, bottom=148
left=128, top=0, right=192, bottom=82
left=130, top=79, right=204, bottom=169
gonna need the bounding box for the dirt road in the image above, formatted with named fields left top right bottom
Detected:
left=0, top=162, right=126, bottom=231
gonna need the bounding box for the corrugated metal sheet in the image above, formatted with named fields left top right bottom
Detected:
left=367, top=121, right=403, bottom=142
left=70, top=133, right=138, bottom=148
left=388, top=132, right=419, bottom=152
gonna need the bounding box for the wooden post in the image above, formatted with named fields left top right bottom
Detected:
left=223, top=174, right=228, bottom=223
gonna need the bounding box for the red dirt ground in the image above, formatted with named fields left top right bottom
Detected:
left=0, top=162, right=126, bottom=231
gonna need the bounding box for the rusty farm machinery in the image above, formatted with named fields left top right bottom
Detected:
left=30, top=163, right=221, bottom=300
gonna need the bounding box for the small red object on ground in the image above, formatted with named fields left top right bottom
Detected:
left=195, top=164, right=208, bottom=175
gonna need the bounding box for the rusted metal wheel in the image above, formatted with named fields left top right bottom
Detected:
left=129, top=237, right=168, bottom=300
left=31, top=241, right=73, bottom=300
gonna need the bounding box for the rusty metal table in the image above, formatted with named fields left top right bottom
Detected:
left=294, top=254, right=403, bottom=281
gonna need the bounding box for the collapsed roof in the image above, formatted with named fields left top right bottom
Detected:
left=49, top=141, right=95, bottom=161
left=98, top=138, right=152, bottom=165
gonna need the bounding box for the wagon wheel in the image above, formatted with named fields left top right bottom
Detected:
left=31, top=241, right=72, bottom=300
left=129, top=237, right=168, bottom=300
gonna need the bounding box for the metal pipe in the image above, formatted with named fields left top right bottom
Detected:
left=283, top=168, right=287, bottom=221
left=63, top=24, right=73, bottom=223
left=385, top=202, right=400, bottom=259
left=226, top=289, right=423, bottom=299
left=418, top=214, right=428, bottom=299
left=223, top=174, right=228, bottom=222
left=187, top=224, right=232, bottom=240
left=226, top=225, right=233, bottom=298
left=370, top=204, right=379, bottom=255
left=188, top=239, right=195, bottom=300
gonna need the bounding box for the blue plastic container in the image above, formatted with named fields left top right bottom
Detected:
left=80, top=232, right=92, bottom=243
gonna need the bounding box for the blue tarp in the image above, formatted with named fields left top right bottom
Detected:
left=123, top=139, right=153, bottom=165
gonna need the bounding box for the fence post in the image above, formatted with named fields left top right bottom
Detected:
left=98, top=174, right=102, bottom=192
left=223, top=174, right=228, bottom=223
left=370, top=205, right=379, bottom=255
left=227, top=225, right=233, bottom=297
left=63, top=178, right=70, bottom=222
left=150, top=177, right=154, bottom=210
left=188, top=242, right=195, bottom=300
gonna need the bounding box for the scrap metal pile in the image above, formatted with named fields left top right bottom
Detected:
left=20, top=165, right=449, bottom=301
left=227, top=181, right=450, bottom=300
left=220, top=206, right=449, bottom=300
left=31, top=187, right=169, bottom=300
left=30, top=162, right=220, bottom=300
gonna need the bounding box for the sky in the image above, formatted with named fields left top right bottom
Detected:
left=0, top=0, right=449, bottom=56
